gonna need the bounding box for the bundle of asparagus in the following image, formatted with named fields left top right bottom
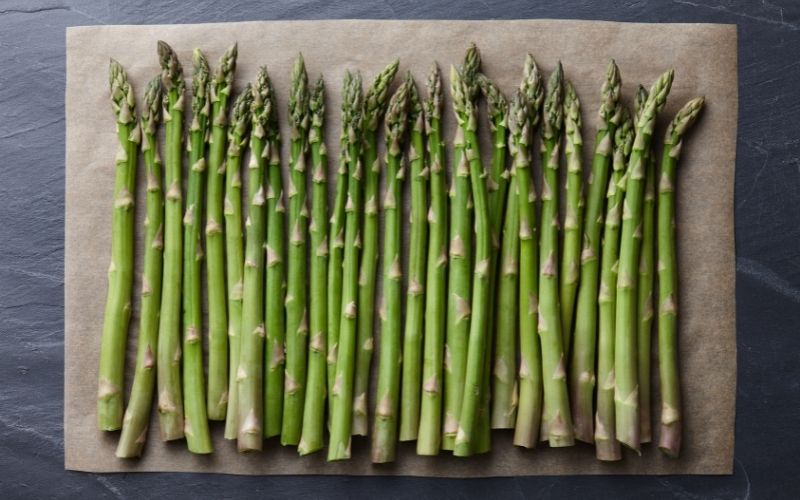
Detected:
left=99, top=41, right=703, bottom=463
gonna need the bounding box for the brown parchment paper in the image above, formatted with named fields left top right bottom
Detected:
left=65, top=20, right=737, bottom=476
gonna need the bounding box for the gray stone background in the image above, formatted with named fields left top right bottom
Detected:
left=1, top=0, right=797, bottom=498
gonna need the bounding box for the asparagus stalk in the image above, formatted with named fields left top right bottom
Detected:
left=98, top=60, right=139, bottom=431
left=569, top=60, right=621, bottom=444
left=615, top=70, right=674, bottom=453
left=181, top=49, right=212, bottom=454
left=537, top=63, right=575, bottom=447
left=225, top=85, right=251, bottom=437
left=418, top=65, right=448, bottom=452
left=155, top=42, right=185, bottom=441
left=595, top=109, right=633, bottom=461
left=328, top=71, right=364, bottom=461
left=282, top=55, right=311, bottom=446
left=206, top=44, right=237, bottom=430
left=452, top=46, right=492, bottom=457
left=658, top=97, right=704, bottom=458
left=229, top=88, right=260, bottom=450
left=237, top=69, right=272, bottom=452
left=116, top=77, right=162, bottom=456
left=299, top=76, right=329, bottom=455
left=372, top=78, right=411, bottom=463
left=354, top=60, right=400, bottom=436
left=477, top=75, right=510, bottom=442
left=559, top=80, right=583, bottom=353
left=263, top=76, right=287, bottom=439
left=638, top=145, right=656, bottom=444
left=326, top=120, right=348, bottom=425
left=512, top=55, right=545, bottom=448
left=406, top=75, right=437, bottom=454
left=440, top=48, right=479, bottom=449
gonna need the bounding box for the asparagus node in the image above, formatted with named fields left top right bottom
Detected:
left=451, top=48, right=492, bottom=457
left=282, top=54, right=311, bottom=446
left=205, top=43, right=237, bottom=430
left=116, top=77, right=162, bottom=457
left=98, top=59, right=140, bottom=431
left=476, top=74, right=508, bottom=447
left=569, top=60, right=621, bottom=444
left=417, top=65, right=449, bottom=452
left=354, top=60, right=400, bottom=437
left=657, top=97, right=704, bottom=458
left=299, top=76, right=329, bottom=456
left=181, top=49, right=212, bottom=454
left=264, top=76, right=287, bottom=438
left=328, top=71, right=364, bottom=461
left=440, top=52, right=477, bottom=450
left=536, top=63, right=575, bottom=447
left=615, top=69, right=674, bottom=453
left=595, top=109, right=633, bottom=461
left=236, top=69, right=272, bottom=453
left=372, top=78, right=411, bottom=463
left=559, top=80, right=584, bottom=354
left=154, top=42, right=186, bottom=441
left=326, top=123, right=348, bottom=427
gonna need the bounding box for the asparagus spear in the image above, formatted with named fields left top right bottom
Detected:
left=237, top=69, right=272, bottom=452
left=181, top=49, right=212, bottom=454
left=372, top=78, right=411, bottom=463
left=452, top=46, right=492, bottom=457
left=638, top=142, right=656, bottom=445
left=477, top=75, right=509, bottom=444
left=407, top=75, right=436, bottom=454
left=299, top=76, right=329, bottom=455
left=615, top=70, right=674, bottom=453
left=116, top=77, right=162, bottom=457
left=537, top=63, right=575, bottom=447
left=229, top=88, right=260, bottom=450
left=328, top=71, right=364, bottom=461
left=155, top=42, right=185, bottom=441
left=354, top=60, right=400, bottom=436
left=512, top=55, right=545, bottom=448
left=595, top=109, right=633, bottom=461
left=282, top=55, right=311, bottom=446
left=418, top=65, right=448, bottom=452
left=326, top=118, right=348, bottom=425
left=559, top=80, right=583, bottom=353
left=658, top=97, right=704, bottom=458
left=206, top=44, right=237, bottom=430
left=263, top=74, right=287, bottom=439
left=98, top=60, right=139, bottom=431
left=440, top=48, right=479, bottom=449
left=569, top=60, right=621, bottom=444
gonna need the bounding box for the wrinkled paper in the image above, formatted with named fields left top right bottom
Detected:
left=65, top=20, right=737, bottom=476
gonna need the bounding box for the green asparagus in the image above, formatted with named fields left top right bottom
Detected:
left=513, top=55, right=545, bottom=448
left=182, top=49, right=212, bottom=454
left=116, top=76, right=162, bottom=457
left=355, top=60, right=400, bottom=436
left=155, top=42, right=185, bottom=441
left=98, top=59, right=139, bottom=431
left=615, top=70, right=674, bottom=453
left=372, top=77, right=411, bottom=463
left=569, top=60, right=621, bottom=444
left=658, top=97, right=704, bottom=458
left=299, top=76, right=329, bottom=455
left=282, top=54, right=311, bottom=446
left=328, top=71, right=363, bottom=461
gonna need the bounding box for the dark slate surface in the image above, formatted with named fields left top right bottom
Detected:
left=0, top=0, right=797, bottom=498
